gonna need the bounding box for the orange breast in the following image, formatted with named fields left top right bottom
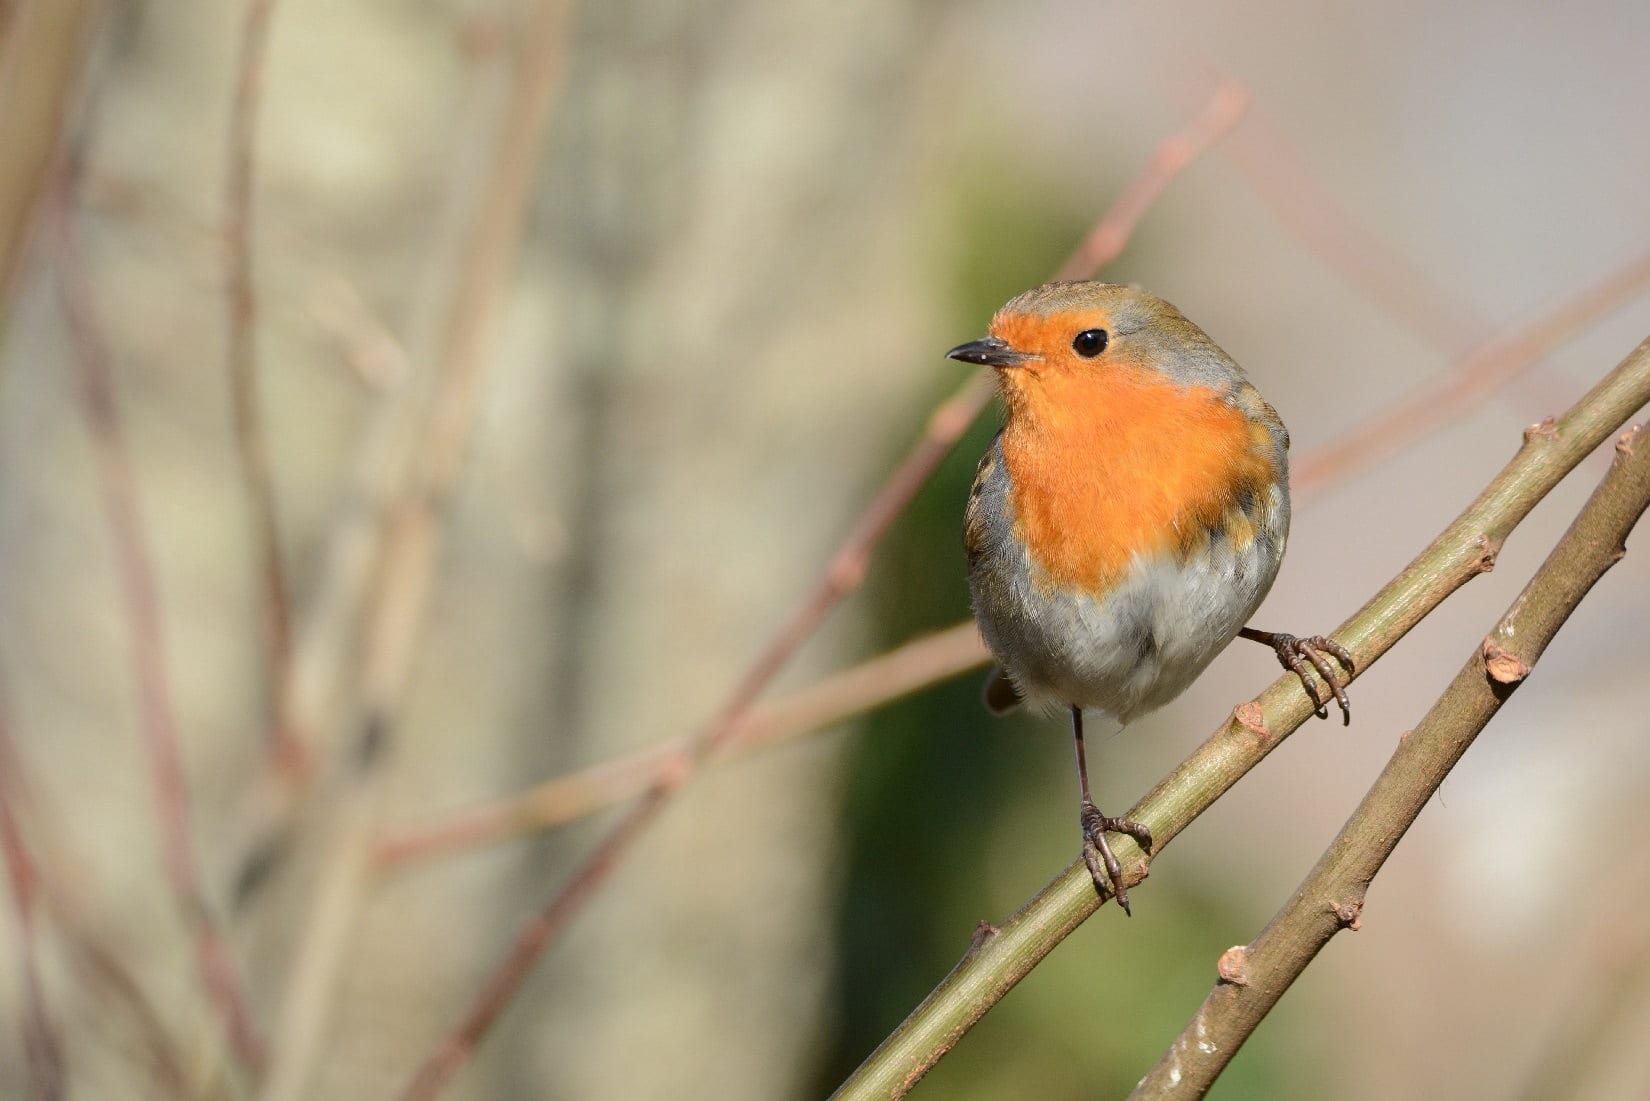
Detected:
left=999, top=363, right=1276, bottom=593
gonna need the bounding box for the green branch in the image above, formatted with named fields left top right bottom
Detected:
left=1133, top=419, right=1650, bottom=1097
left=831, top=335, right=1650, bottom=1101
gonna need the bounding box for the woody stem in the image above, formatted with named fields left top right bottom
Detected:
left=830, top=333, right=1650, bottom=1101
left=1133, top=423, right=1650, bottom=1097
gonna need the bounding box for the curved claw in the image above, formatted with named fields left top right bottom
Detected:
left=1080, top=800, right=1151, bottom=916
left=1082, top=837, right=1127, bottom=915
left=1241, top=628, right=1355, bottom=725
left=1285, top=645, right=1330, bottom=719
left=1296, top=638, right=1353, bottom=725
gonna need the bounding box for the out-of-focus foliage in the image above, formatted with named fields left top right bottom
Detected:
left=1, top=1, right=1649, bottom=1099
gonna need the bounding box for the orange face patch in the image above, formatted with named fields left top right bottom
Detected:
left=991, top=307, right=1112, bottom=362
left=997, top=356, right=1275, bottom=594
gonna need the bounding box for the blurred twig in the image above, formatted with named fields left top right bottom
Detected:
left=1293, top=245, right=1650, bottom=497
left=2, top=698, right=191, bottom=1095
left=0, top=688, right=67, bottom=1101
left=0, top=0, right=96, bottom=308
left=1219, top=92, right=1650, bottom=495
left=226, top=271, right=429, bottom=905
left=370, top=234, right=1650, bottom=867
left=395, top=81, right=1251, bottom=1101
left=50, top=167, right=265, bottom=1071
left=1133, top=422, right=1650, bottom=1099
left=1513, top=837, right=1650, bottom=1101
left=216, top=18, right=505, bottom=903
left=1055, top=83, right=1249, bottom=281
left=830, top=336, right=1650, bottom=1100
left=46, top=895, right=193, bottom=1098
left=255, top=3, right=575, bottom=1098
left=372, top=621, right=990, bottom=868
left=224, top=0, right=304, bottom=774
left=1220, top=101, right=1491, bottom=356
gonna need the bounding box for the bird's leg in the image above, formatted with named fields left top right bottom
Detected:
left=1071, top=706, right=1153, bottom=916
left=1237, top=627, right=1355, bottom=725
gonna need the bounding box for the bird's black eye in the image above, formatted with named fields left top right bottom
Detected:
left=1072, top=329, right=1108, bottom=358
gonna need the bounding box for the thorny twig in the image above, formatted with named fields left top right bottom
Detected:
left=1133, top=422, right=1650, bottom=1098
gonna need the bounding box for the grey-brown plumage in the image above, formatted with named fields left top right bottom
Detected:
left=949, top=281, right=1352, bottom=914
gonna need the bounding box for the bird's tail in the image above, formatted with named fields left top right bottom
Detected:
left=981, top=664, right=1023, bottom=715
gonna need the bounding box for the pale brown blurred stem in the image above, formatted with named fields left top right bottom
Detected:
left=373, top=621, right=990, bottom=868
left=1512, top=859, right=1650, bottom=1101
left=43, top=887, right=192, bottom=1097
left=225, top=0, right=304, bottom=774
left=833, top=337, right=1650, bottom=1101
left=50, top=171, right=265, bottom=1070
left=1293, top=244, right=1650, bottom=497
left=0, top=0, right=96, bottom=308
left=1221, top=95, right=1650, bottom=496
left=1134, top=423, right=1650, bottom=1100
left=8, top=800, right=193, bottom=1097
left=1221, top=104, right=1492, bottom=356
left=225, top=197, right=452, bottom=904
left=395, top=82, right=1251, bottom=1101
left=256, top=4, right=574, bottom=1099
left=374, top=231, right=1650, bottom=868
left=1054, top=83, right=1249, bottom=280
left=0, top=692, right=67, bottom=1101
left=3, top=695, right=190, bottom=1095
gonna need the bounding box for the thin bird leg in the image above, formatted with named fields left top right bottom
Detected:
left=1071, top=706, right=1153, bottom=916
left=1237, top=627, right=1355, bottom=725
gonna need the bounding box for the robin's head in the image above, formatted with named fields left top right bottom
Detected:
left=946, top=282, right=1245, bottom=417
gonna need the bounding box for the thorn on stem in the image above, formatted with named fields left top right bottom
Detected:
left=1523, top=416, right=1559, bottom=444
left=1330, top=898, right=1364, bottom=930
left=1232, top=701, right=1268, bottom=739
left=1216, top=945, right=1249, bottom=986
left=1483, top=639, right=1532, bottom=684
left=1471, top=534, right=1500, bottom=574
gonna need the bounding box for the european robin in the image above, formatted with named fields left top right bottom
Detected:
left=950, top=281, right=1352, bottom=914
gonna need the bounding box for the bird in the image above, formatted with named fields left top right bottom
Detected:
left=949, top=280, right=1352, bottom=915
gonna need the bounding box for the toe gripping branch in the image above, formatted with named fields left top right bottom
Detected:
left=1239, top=628, right=1356, bottom=724
left=1071, top=705, right=1153, bottom=915
left=1080, top=800, right=1154, bottom=916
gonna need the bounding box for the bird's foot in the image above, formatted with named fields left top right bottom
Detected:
left=1244, top=629, right=1355, bottom=724
left=1079, top=799, right=1153, bottom=916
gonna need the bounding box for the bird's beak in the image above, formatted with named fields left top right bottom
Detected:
left=945, top=336, right=1032, bottom=369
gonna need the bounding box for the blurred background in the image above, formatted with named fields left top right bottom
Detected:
left=2, top=1, right=1650, bottom=1098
